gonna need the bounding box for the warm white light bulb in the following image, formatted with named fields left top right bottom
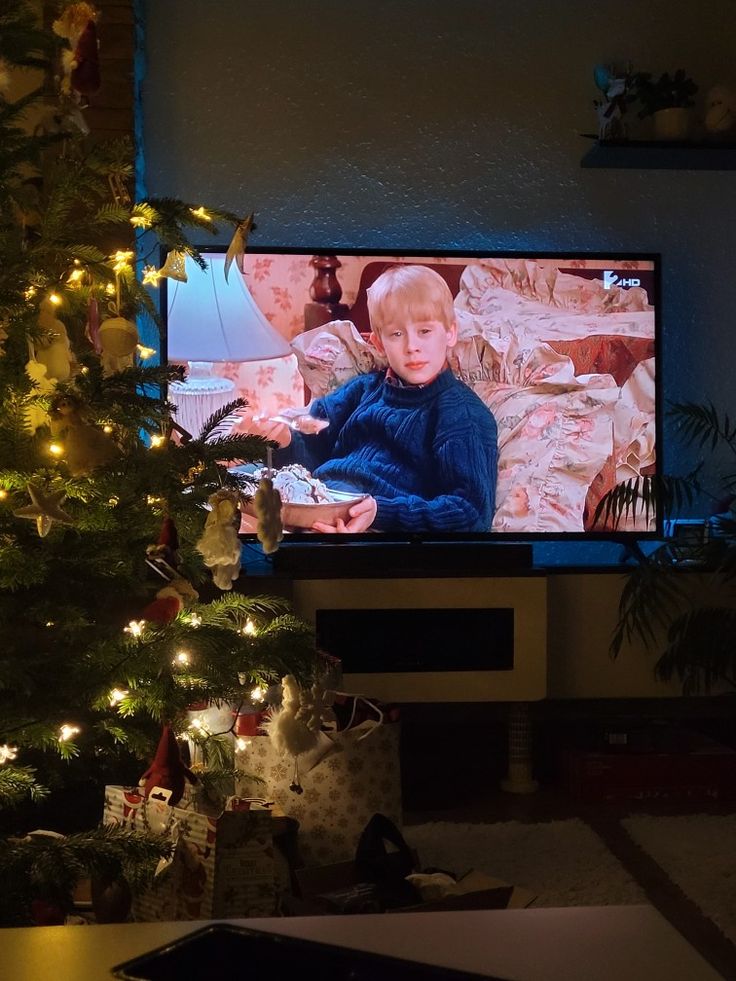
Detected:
left=109, top=687, right=128, bottom=706
left=242, top=620, right=256, bottom=636
left=149, top=434, right=165, bottom=449
left=141, top=266, right=161, bottom=286
left=48, top=442, right=64, bottom=457
left=59, top=724, right=80, bottom=742
left=173, top=651, right=190, bottom=667
left=124, top=619, right=146, bottom=638
left=0, top=744, right=18, bottom=764
left=188, top=613, right=202, bottom=628
left=48, top=293, right=62, bottom=306
left=111, top=250, right=134, bottom=274
left=251, top=685, right=266, bottom=703
left=235, top=737, right=251, bottom=752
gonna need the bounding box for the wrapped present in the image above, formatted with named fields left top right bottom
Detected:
left=102, top=786, right=276, bottom=921
left=236, top=697, right=401, bottom=867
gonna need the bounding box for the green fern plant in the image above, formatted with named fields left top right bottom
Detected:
left=595, top=401, right=736, bottom=693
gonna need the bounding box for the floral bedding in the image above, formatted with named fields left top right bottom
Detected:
left=289, top=261, right=655, bottom=533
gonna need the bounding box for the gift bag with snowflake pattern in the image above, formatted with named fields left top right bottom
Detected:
left=236, top=719, right=401, bottom=867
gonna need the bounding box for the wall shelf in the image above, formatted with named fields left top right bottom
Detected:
left=580, top=139, right=736, bottom=170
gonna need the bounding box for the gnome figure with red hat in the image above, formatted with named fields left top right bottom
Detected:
left=140, top=725, right=197, bottom=807
left=143, top=517, right=199, bottom=625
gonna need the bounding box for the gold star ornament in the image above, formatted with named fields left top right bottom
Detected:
left=14, top=483, right=75, bottom=537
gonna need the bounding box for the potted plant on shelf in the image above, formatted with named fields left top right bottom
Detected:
left=630, top=69, right=699, bottom=141
left=594, top=402, right=736, bottom=694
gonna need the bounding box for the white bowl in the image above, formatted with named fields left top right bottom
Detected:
left=245, top=489, right=368, bottom=530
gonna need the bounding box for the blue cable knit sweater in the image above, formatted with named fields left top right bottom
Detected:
left=276, top=369, right=497, bottom=533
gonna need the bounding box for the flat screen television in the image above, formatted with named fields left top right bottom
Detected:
left=165, top=248, right=660, bottom=551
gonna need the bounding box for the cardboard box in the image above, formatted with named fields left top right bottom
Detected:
left=282, top=857, right=536, bottom=916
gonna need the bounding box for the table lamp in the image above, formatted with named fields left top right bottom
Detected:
left=167, top=253, right=292, bottom=438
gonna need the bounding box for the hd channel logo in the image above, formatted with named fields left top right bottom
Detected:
left=603, top=270, right=641, bottom=290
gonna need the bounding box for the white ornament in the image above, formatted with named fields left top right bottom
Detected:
left=98, top=317, right=139, bottom=375
left=196, top=489, right=242, bottom=590
left=24, top=359, right=56, bottom=432
left=295, top=682, right=337, bottom=733
left=264, top=675, right=320, bottom=758
left=36, top=299, right=72, bottom=381
left=13, top=483, right=74, bottom=537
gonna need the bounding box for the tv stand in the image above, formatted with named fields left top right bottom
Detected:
left=290, top=573, right=547, bottom=703
left=270, top=540, right=533, bottom=578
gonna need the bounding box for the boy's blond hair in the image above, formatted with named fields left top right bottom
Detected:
left=366, top=265, right=455, bottom=336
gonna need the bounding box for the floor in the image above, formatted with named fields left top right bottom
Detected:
left=399, top=707, right=736, bottom=980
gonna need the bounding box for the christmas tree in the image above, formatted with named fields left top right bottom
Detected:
left=0, top=1, right=316, bottom=924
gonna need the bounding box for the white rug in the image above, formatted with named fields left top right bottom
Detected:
left=404, top=819, right=645, bottom=908
left=623, top=814, right=736, bottom=945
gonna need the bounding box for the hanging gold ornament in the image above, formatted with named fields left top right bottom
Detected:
left=224, top=213, right=254, bottom=282
left=158, top=251, right=188, bottom=282
left=35, top=298, right=73, bottom=381
left=14, top=483, right=75, bottom=537
left=98, top=316, right=139, bottom=376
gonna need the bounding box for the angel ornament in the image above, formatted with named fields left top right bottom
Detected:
left=195, top=489, right=242, bottom=590
left=264, top=675, right=337, bottom=793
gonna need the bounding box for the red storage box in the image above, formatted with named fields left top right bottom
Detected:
left=561, top=729, right=736, bottom=804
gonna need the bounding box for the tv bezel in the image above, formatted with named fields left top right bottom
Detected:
left=162, top=245, right=662, bottom=543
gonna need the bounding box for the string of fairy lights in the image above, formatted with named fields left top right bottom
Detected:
left=0, top=615, right=268, bottom=770
left=0, top=203, right=268, bottom=773
left=0, top=202, right=246, bottom=489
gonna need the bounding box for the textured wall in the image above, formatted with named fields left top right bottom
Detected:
left=141, top=0, right=736, bottom=490
left=140, top=1, right=736, bottom=691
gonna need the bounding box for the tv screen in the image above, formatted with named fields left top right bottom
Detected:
left=165, top=249, right=659, bottom=539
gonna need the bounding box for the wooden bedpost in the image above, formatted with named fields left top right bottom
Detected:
left=304, top=254, right=351, bottom=332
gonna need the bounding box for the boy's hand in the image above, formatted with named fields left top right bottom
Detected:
left=269, top=407, right=329, bottom=435
left=246, top=413, right=292, bottom=446
left=311, top=496, right=377, bottom=534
